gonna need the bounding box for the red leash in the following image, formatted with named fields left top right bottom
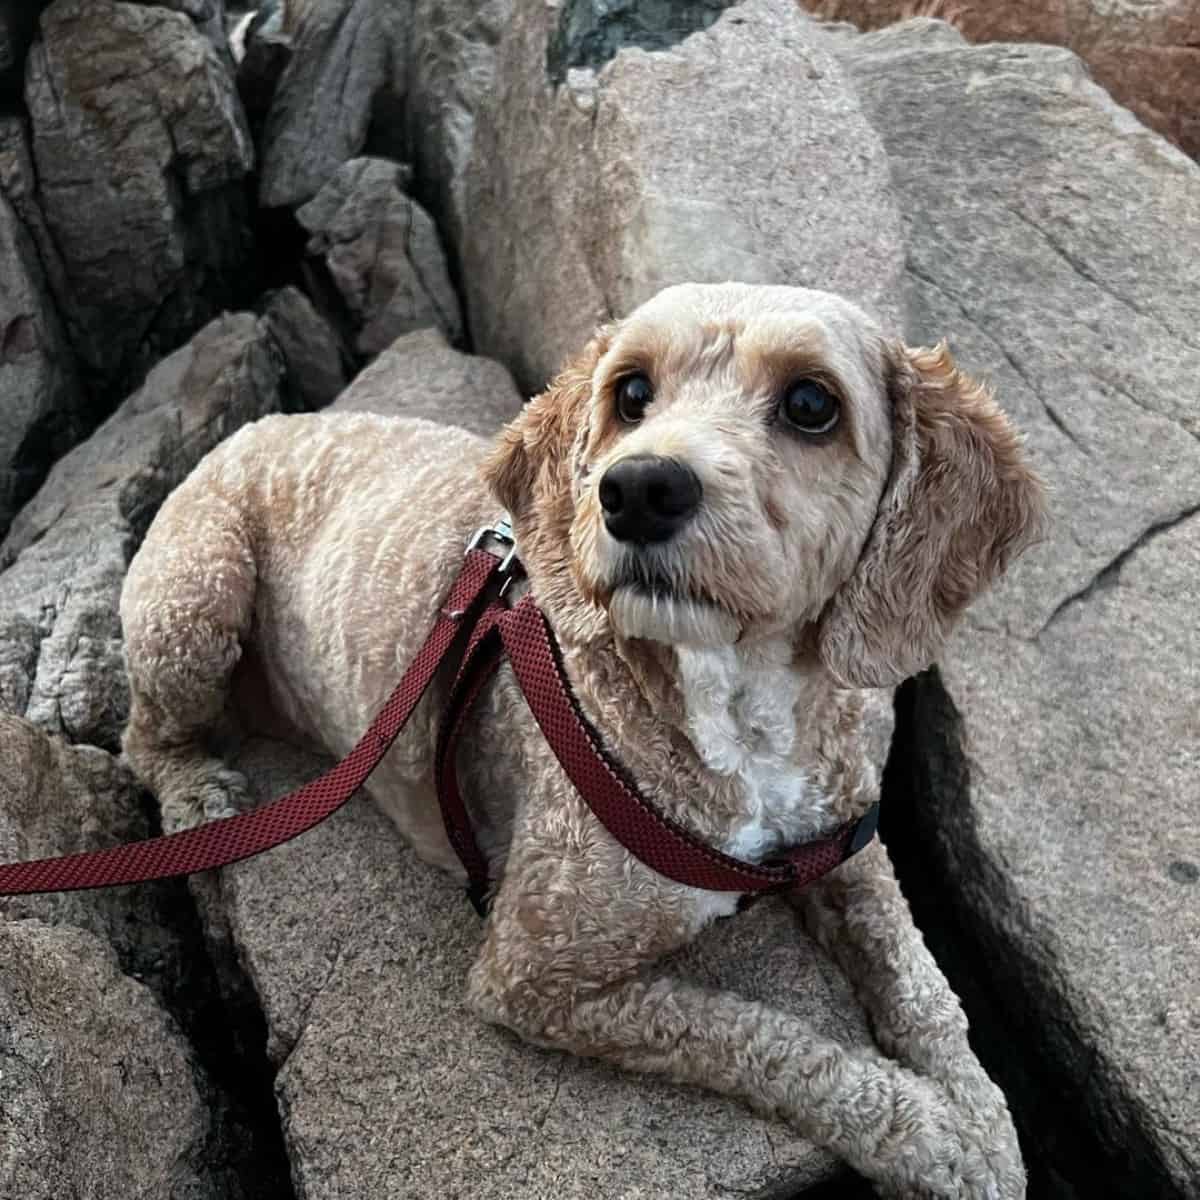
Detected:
left=0, top=523, right=877, bottom=911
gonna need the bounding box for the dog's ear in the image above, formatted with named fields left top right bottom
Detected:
left=817, top=340, right=1045, bottom=688
left=482, top=331, right=610, bottom=524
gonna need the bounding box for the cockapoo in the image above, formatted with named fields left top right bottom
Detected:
left=120, top=282, right=1044, bottom=1197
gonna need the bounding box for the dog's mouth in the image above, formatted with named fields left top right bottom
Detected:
left=604, top=562, right=740, bottom=647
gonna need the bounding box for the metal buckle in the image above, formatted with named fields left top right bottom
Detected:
left=466, top=514, right=522, bottom=587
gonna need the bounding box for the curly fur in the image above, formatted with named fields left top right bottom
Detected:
left=120, top=283, right=1043, bottom=1196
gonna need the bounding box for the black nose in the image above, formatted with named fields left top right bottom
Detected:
left=598, top=456, right=702, bottom=544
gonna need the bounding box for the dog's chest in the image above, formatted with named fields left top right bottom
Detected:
left=674, top=641, right=836, bottom=862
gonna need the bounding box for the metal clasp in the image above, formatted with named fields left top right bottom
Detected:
left=466, top=514, right=522, bottom=591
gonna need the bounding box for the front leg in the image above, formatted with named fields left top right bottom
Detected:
left=794, top=840, right=1024, bottom=1186
left=468, top=819, right=1020, bottom=1198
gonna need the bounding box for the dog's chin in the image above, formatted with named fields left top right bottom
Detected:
left=607, top=584, right=741, bottom=647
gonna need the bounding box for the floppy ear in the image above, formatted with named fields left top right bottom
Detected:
left=481, top=330, right=610, bottom=527
left=817, top=340, right=1045, bottom=689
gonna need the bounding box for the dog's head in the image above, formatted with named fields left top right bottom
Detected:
left=483, top=282, right=1044, bottom=687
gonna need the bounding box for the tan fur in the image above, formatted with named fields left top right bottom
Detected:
left=121, top=283, right=1043, bottom=1197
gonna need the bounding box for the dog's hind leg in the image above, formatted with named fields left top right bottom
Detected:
left=120, top=475, right=258, bottom=832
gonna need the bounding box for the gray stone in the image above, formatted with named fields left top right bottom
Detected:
left=262, top=284, right=350, bottom=410
left=220, top=738, right=870, bottom=1196
left=331, top=325, right=523, bottom=437
left=131, top=0, right=232, bottom=56
left=0, top=118, right=84, bottom=543
left=807, top=0, right=1200, bottom=160
left=424, top=0, right=904, bottom=392
left=0, top=312, right=285, bottom=751
left=298, top=157, right=463, bottom=358
left=0, top=920, right=239, bottom=1199
left=0, top=714, right=206, bottom=1024
left=838, top=22, right=1200, bottom=1195
left=25, top=0, right=254, bottom=398
left=404, top=0, right=508, bottom=250
left=258, top=0, right=411, bottom=208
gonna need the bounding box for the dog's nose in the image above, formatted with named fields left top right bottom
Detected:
left=598, top=456, right=702, bottom=544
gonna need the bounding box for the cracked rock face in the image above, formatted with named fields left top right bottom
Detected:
left=217, top=739, right=867, bottom=1197
left=808, top=0, right=1200, bottom=161
left=330, top=324, right=523, bottom=436
left=0, top=312, right=286, bottom=751
left=298, top=156, right=463, bottom=358
left=838, top=20, right=1200, bottom=1196
left=25, top=0, right=254, bottom=399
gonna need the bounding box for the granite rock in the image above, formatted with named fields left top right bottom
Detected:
left=25, top=0, right=254, bottom=399
left=807, top=0, right=1200, bottom=160
left=436, top=0, right=905, bottom=390
left=298, top=157, right=463, bottom=359
left=331, top=325, right=522, bottom=437
left=0, top=920, right=245, bottom=1199
left=257, top=0, right=410, bottom=207
left=0, top=312, right=286, bottom=750
left=839, top=21, right=1200, bottom=1196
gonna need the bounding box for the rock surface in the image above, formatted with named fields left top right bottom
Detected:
left=219, top=738, right=869, bottom=1197
left=0, top=118, right=83, bottom=542
left=331, top=325, right=523, bottom=436
left=298, top=157, right=463, bottom=359
left=838, top=20, right=1200, bottom=1197
left=0, top=714, right=206, bottom=1022
left=0, top=920, right=241, bottom=1200
left=258, top=0, right=409, bottom=207
left=0, top=312, right=285, bottom=751
left=807, top=0, right=1200, bottom=160
left=262, top=283, right=350, bottom=410
left=25, top=0, right=254, bottom=398
left=407, top=0, right=904, bottom=390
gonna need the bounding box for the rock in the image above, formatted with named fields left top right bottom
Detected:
left=137, top=0, right=233, bottom=56
left=414, top=0, right=904, bottom=392
left=838, top=22, right=1200, bottom=1196
left=0, top=118, right=85, bottom=542
left=298, top=157, right=463, bottom=359
left=220, top=738, right=870, bottom=1196
left=258, top=0, right=409, bottom=208
left=404, top=0, right=508, bottom=248
left=331, top=326, right=523, bottom=436
left=0, top=920, right=245, bottom=1199
left=25, top=0, right=255, bottom=399
left=0, top=311, right=286, bottom=751
left=806, top=0, right=1200, bottom=160
left=262, top=284, right=350, bottom=410
left=0, top=714, right=207, bottom=1023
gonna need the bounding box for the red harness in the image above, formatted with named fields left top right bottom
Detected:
left=0, top=522, right=878, bottom=911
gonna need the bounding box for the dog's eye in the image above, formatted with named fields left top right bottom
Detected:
left=615, top=374, right=653, bottom=424
left=779, top=379, right=839, bottom=435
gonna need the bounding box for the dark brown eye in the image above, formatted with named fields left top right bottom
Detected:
left=615, top=373, right=653, bottom=424
left=780, top=379, right=839, bottom=435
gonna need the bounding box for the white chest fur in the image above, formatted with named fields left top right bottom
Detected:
left=674, top=638, right=837, bottom=863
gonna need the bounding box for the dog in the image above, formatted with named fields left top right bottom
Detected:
left=120, top=282, right=1044, bottom=1197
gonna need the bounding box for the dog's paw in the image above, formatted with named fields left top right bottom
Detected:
left=861, top=1073, right=1025, bottom=1200
left=159, top=766, right=254, bottom=833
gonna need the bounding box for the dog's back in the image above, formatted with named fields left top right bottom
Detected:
left=120, top=410, right=497, bottom=849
